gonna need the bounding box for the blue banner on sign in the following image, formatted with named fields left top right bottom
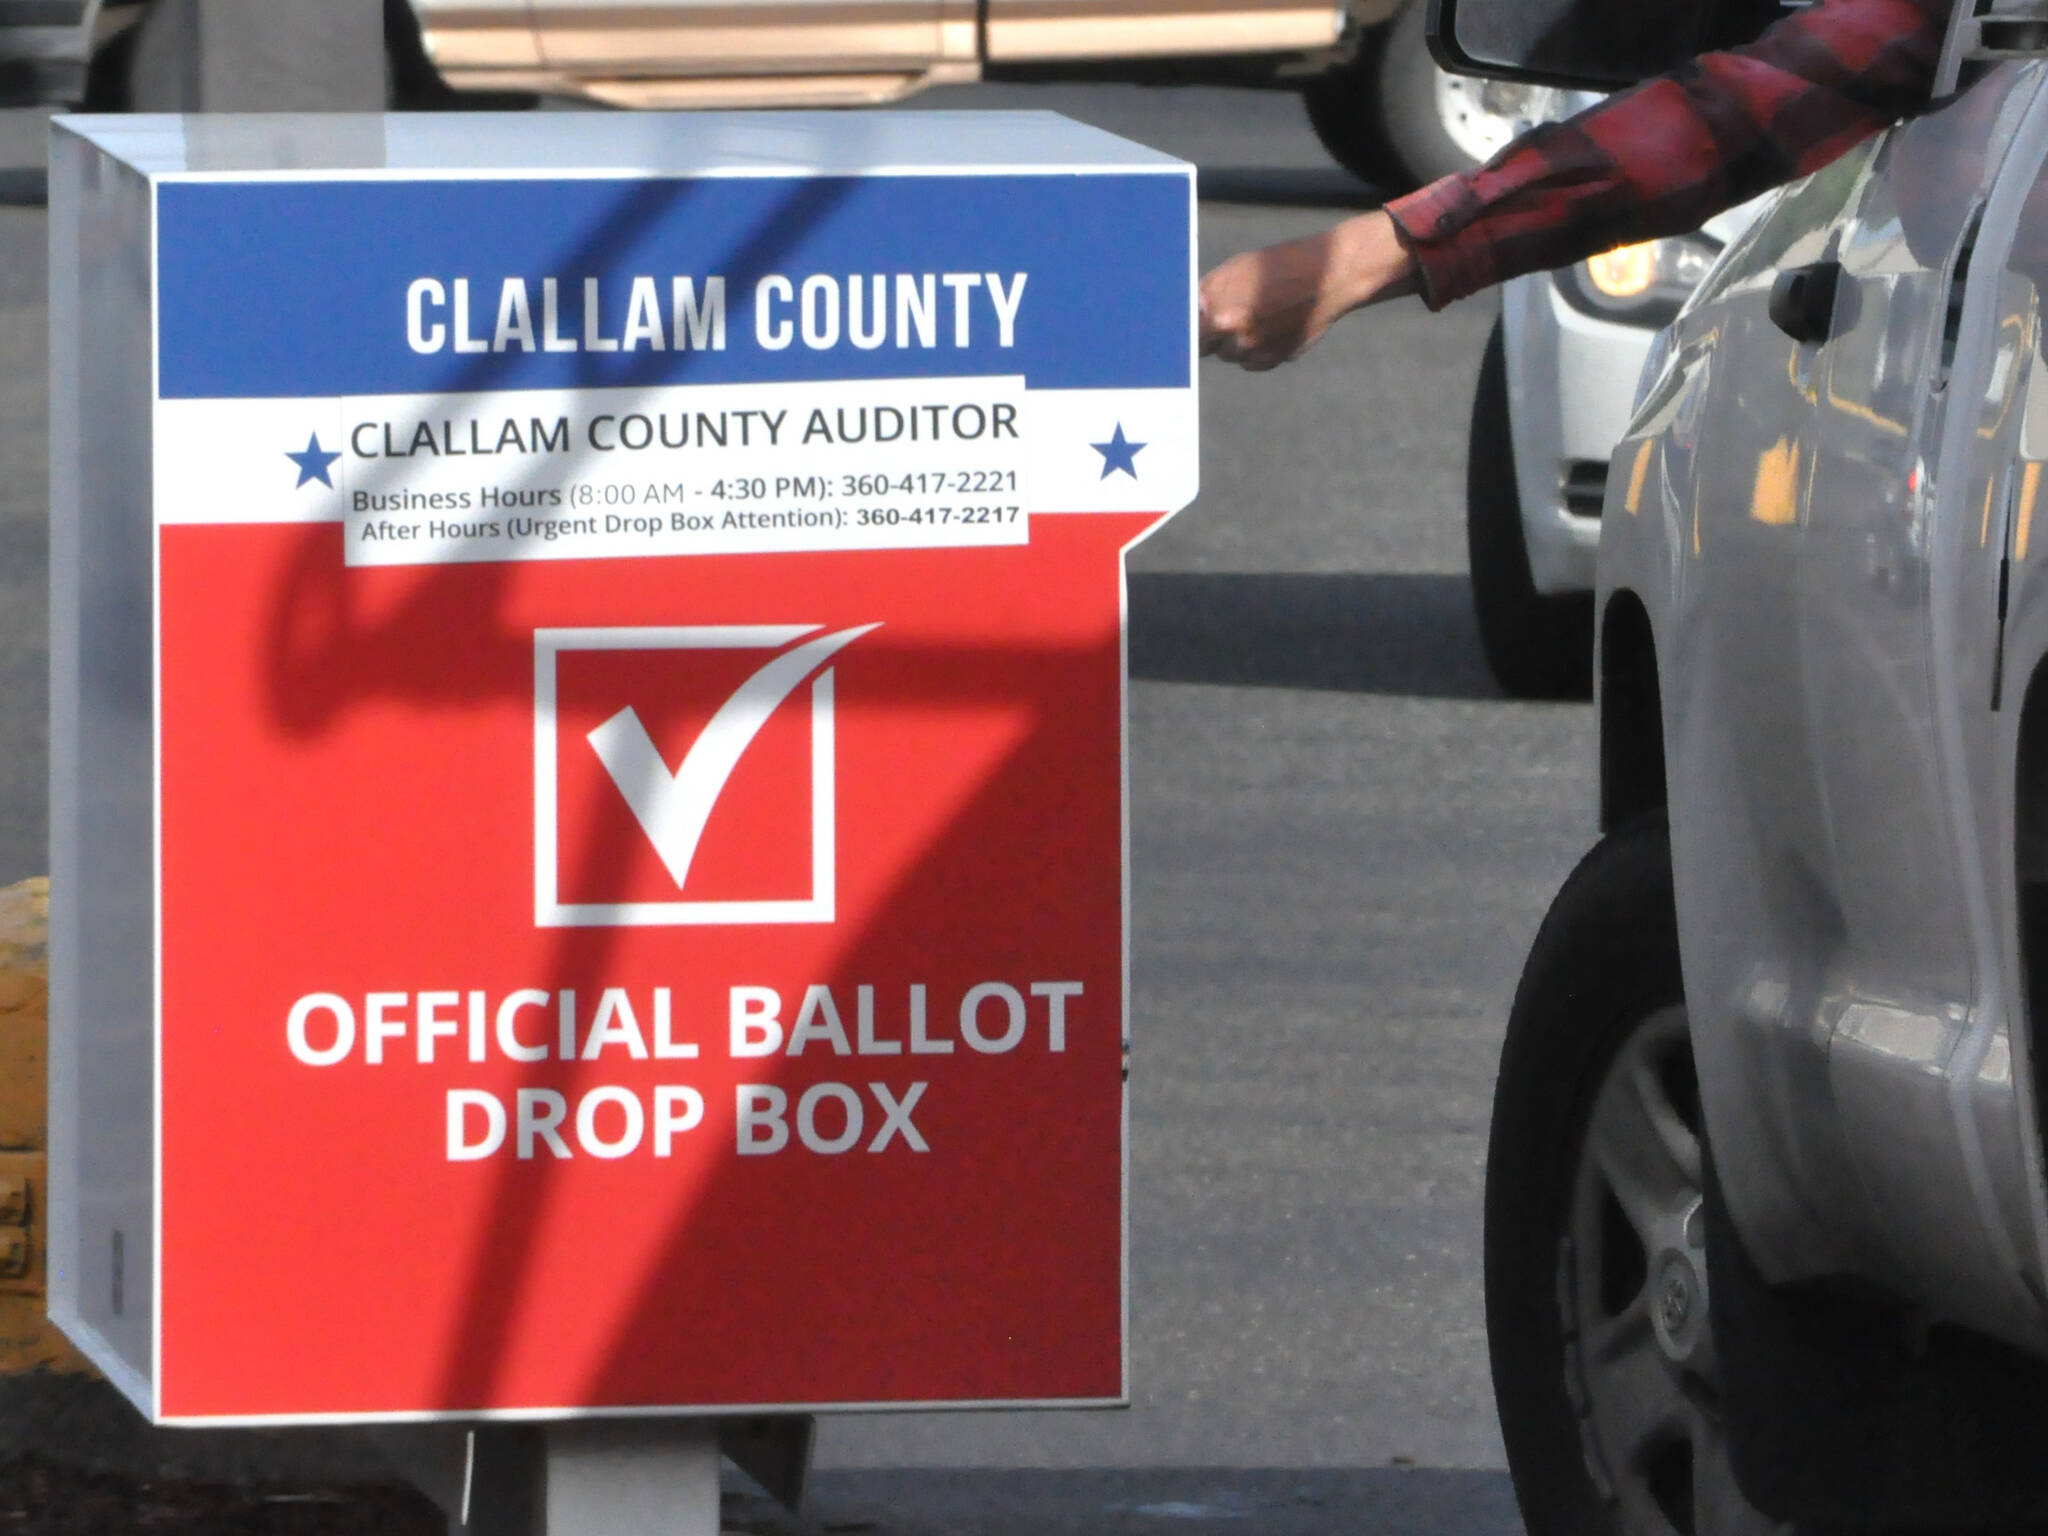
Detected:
left=156, top=174, right=1191, bottom=399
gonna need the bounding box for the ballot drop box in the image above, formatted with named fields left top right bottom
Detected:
left=47, top=113, right=1195, bottom=1423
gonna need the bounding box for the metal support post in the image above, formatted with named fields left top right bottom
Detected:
left=376, top=1416, right=811, bottom=1536
left=535, top=1421, right=722, bottom=1536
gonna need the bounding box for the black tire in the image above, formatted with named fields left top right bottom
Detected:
left=80, top=18, right=138, bottom=111
left=1467, top=319, right=1595, bottom=700
left=1372, top=0, right=1485, bottom=189
left=1487, top=816, right=1783, bottom=1536
left=1304, top=0, right=1511, bottom=193
left=1708, top=1129, right=2048, bottom=1530
left=1301, top=29, right=1408, bottom=192
left=1495, top=834, right=2048, bottom=1536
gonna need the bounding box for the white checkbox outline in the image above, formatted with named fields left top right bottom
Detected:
left=534, top=625, right=839, bottom=927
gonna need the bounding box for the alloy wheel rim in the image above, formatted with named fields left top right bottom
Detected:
left=1430, top=69, right=1531, bottom=166
left=1557, top=1005, right=1780, bottom=1536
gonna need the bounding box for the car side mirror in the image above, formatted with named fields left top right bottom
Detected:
left=1426, top=0, right=1793, bottom=88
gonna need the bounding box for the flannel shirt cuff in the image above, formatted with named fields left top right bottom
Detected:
left=1386, top=173, right=1500, bottom=312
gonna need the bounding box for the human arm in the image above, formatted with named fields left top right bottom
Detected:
left=1197, top=210, right=1417, bottom=370
left=1199, top=0, right=1951, bottom=361
left=1390, top=0, right=1948, bottom=307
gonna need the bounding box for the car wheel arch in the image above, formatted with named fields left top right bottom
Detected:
left=2012, top=659, right=2048, bottom=1189
left=1599, top=587, right=1666, bottom=833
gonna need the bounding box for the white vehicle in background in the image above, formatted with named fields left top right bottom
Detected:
left=2, top=0, right=1532, bottom=192
left=412, top=0, right=1539, bottom=191
left=1467, top=104, right=1758, bottom=698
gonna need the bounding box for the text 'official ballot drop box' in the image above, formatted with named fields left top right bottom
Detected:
left=47, top=112, right=1195, bottom=1424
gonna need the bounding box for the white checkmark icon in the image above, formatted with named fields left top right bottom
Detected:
left=586, top=623, right=880, bottom=889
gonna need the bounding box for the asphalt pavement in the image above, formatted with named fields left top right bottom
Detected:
left=0, top=83, right=1597, bottom=1535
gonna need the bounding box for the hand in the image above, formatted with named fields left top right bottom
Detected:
left=1199, top=211, right=1420, bottom=370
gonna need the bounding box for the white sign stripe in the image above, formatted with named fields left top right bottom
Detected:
left=152, top=383, right=1195, bottom=555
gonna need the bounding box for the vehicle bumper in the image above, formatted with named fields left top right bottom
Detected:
left=1501, top=272, right=1659, bottom=597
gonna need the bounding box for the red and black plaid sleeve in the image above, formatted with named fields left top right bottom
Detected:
left=1384, top=0, right=1950, bottom=308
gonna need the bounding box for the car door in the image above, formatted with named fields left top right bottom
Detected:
left=522, top=0, right=974, bottom=103
left=1917, top=61, right=2048, bottom=1341
left=1794, top=61, right=2048, bottom=1337
left=1659, top=139, right=1885, bottom=1283
left=979, top=0, right=1342, bottom=64
left=409, top=0, right=548, bottom=91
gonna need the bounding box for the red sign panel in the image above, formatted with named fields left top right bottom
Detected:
left=154, top=511, right=1160, bottom=1418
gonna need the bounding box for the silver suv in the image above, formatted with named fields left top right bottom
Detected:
left=1435, top=0, right=2048, bottom=1529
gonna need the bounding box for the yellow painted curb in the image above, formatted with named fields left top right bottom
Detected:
left=0, top=878, right=91, bottom=1376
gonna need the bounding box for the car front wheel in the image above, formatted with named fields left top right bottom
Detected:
left=1467, top=319, right=1594, bottom=699
left=1485, top=816, right=1786, bottom=1536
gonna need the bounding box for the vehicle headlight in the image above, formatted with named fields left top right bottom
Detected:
left=1558, top=234, right=1723, bottom=328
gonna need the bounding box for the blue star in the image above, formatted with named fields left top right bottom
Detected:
left=1091, top=423, right=1146, bottom=480
left=286, top=432, right=341, bottom=489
